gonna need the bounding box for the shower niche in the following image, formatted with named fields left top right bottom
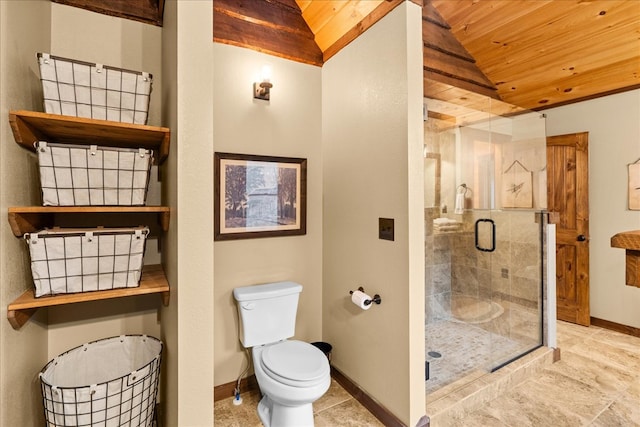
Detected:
left=423, top=94, right=547, bottom=394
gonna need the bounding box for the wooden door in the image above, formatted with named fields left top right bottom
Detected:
left=547, top=132, right=590, bottom=326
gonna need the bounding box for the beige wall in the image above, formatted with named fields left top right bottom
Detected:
left=545, top=89, right=640, bottom=329
left=49, top=2, right=163, bottom=127
left=322, top=3, right=425, bottom=425
left=160, top=0, right=179, bottom=424
left=213, top=42, right=324, bottom=386
left=174, top=0, right=215, bottom=424
left=159, top=1, right=215, bottom=425
left=0, top=1, right=51, bottom=425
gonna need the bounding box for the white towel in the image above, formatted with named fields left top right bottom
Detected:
left=454, top=193, right=465, bottom=214
left=433, top=217, right=458, bottom=226
left=434, top=225, right=461, bottom=232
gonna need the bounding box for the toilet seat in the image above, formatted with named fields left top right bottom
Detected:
left=260, top=340, right=329, bottom=387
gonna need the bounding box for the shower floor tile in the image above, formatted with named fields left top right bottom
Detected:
left=425, top=320, right=522, bottom=393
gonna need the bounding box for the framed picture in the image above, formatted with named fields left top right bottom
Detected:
left=214, top=152, right=307, bottom=240
left=629, top=161, right=640, bottom=210
left=502, top=160, right=533, bottom=208
left=502, top=170, right=533, bottom=208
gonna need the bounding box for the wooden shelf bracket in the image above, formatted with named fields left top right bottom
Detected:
left=611, top=230, right=640, bottom=288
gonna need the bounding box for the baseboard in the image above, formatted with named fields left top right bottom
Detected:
left=331, top=367, right=406, bottom=427
left=214, top=368, right=409, bottom=427
left=214, top=374, right=259, bottom=402
left=591, top=317, right=640, bottom=338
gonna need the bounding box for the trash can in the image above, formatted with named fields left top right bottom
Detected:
left=311, top=342, right=332, bottom=364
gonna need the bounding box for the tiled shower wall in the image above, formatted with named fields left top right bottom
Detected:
left=425, top=207, right=452, bottom=323
left=452, top=210, right=541, bottom=308
left=425, top=209, right=542, bottom=325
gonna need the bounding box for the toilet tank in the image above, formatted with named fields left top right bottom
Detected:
left=233, top=281, right=303, bottom=348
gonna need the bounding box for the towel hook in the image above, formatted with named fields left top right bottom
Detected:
left=457, top=183, right=472, bottom=196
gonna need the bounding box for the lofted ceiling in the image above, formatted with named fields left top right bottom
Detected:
left=295, top=0, right=399, bottom=60
left=430, top=0, right=640, bottom=111
left=295, top=0, right=385, bottom=51
left=294, top=0, right=640, bottom=112
left=57, top=0, right=639, bottom=112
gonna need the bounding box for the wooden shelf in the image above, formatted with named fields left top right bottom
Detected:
left=6, top=112, right=172, bottom=329
left=611, top=230, right=640, bottom=251
left=7, top=264, right=170, bottom=330
left=9, top=110, right=170, bottom=164
left=8, top=206, right=170, bottom=237
left=611, top=230, right=640, bottom=288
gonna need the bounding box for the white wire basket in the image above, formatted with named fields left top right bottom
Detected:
left=36, top=141, right=153, bottom=206
left=40, top=335, right=163, bottom=427
left=37, top=52, right=152, bottom=125
left=25, top=226, right=149, bottom=298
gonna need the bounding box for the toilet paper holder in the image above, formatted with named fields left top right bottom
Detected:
left=349, top=287, right=382, bottom=306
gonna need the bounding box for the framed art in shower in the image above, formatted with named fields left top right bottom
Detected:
left=628, top=160, right=640, bottom=210
left=214, top=152, right=307, bottom=240
left=502, top=159, right=533, bottom=208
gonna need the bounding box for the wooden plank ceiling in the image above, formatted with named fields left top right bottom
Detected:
left=422, top=1, right=499, bottom=100
left=215, top=0, right=639, bottom=112
left=430, top=0, right=640, bottom=110
left=213, top=0, right=323, bottom=66
left=50, top=0, right=164, bottom=26
left=55, top=1, right=639, bottom=113
left=213, top=0, right=407, bottom=65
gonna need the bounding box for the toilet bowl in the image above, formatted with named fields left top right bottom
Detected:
left=233, top=281, right=331, bottom=427
left=253, top=340, right=330, bottom=427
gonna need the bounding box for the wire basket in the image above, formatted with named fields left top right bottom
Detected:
left=37, top=52, right=152, bottom=125
left=36, top=142, right=153, bottom=206
left=40, top=335, right=163, bottom=427
left=25, top=227, right=149, bottom=298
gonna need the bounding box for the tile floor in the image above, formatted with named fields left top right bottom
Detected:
left=438, top=321, right=640, bottom=426
left=214, top=379, right=384, bottom=427
left=214, top=321, right=640, bottom=426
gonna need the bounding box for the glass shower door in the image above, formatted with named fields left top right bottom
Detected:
left=484, top=209, right=544, bottom=371
left=487, top=107, right=546, bottom=371
left=457, top=106, right=546, bottom=372
left=424, top=94, right=546, bottom=394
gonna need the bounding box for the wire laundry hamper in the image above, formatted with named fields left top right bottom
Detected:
left=37, top=52, right=152, bottom=125
left=40, top=335, right=163, bottom=427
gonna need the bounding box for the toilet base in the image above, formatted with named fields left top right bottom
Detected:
left=257, top=394, right=315, bottom=427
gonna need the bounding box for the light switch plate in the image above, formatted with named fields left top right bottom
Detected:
left=379, top=218, right=394, bottom=241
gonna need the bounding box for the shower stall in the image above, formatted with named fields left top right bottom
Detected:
left=423, top=95, right=548, bottom=394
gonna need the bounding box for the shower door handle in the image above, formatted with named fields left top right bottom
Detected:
left=475, top=218, right=496, bottom=252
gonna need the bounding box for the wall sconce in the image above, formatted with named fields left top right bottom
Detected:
left=254, top=65, right=273, bottom=101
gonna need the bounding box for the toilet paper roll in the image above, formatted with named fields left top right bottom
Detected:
left=351, top=290, right=372, bottom=310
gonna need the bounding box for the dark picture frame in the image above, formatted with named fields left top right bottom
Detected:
left=629, top=161, right=640, bottom=210
left=214, top=152, right=307, bottom=240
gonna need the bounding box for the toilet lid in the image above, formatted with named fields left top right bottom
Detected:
left=261, top=340, right=329, bottom=385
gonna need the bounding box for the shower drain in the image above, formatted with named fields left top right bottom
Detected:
left=428, top=351, right=442, bottom=358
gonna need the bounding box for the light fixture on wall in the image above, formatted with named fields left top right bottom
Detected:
left=254, top=65, right=273, bottom=101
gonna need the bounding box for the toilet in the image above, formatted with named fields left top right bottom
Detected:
left=233, top=281, right=330, bottom=427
